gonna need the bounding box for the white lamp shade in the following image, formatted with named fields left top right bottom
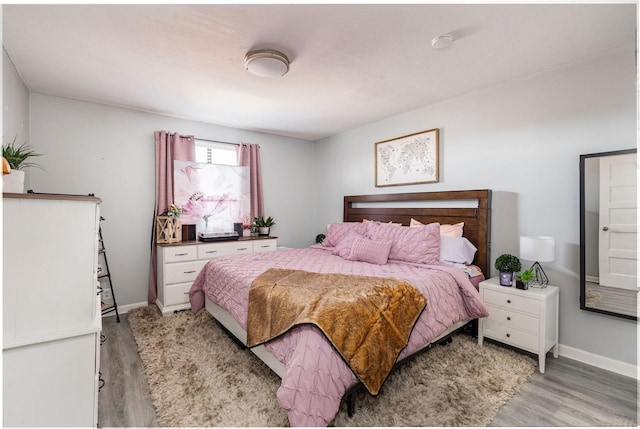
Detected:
left=520, top=236, right=555, bottom=262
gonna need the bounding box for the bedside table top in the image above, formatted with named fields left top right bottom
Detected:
left=480, top=276, right=559, bottom=298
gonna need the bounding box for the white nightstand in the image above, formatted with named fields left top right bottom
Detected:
left=478, top=277, right=559, bottom=373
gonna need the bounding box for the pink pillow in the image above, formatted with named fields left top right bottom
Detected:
left=410, top=218, right=464, bottom=237
left=332, top=232, right=363, bottom=258
left=333, top=232, right=392, bottom=265
left=322, top=222, right=370, bottom=247
left=368, top=222, right=441, bottom=265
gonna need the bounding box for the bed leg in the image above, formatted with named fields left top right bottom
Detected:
left=347, top=393, right=356, bottom=418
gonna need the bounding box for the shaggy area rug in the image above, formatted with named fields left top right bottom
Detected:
left=128, top=305, right=535, bottom=427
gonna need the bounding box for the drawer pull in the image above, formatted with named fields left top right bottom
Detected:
left=205, top=250, right=218, bottom=254
left=506, top=316, right=511, bottom=321
left=507, top=299, right=511, bottom=304
left=175, top=252, right=188, bottom=256
left=260, top=245, right=271, bottom=248
left=183, top=270, right=196, bottom=274
left=237, top=247, right=248, bottom=251
left=506, top=333, right=511, bottom=338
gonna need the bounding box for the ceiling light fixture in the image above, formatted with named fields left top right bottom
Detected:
left=431, top=34, right=454, bottom=50
left=244, top=49, right=290, bottom=78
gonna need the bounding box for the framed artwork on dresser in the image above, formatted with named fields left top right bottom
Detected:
left=374, top=128, right=439, bottom=187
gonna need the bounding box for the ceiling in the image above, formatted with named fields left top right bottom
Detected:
left=3, top=3, right=637, bottom=141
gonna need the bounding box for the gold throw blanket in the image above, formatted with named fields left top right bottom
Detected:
left=247, top=268, right=427, bottom=395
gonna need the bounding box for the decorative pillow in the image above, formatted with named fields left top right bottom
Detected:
left=333, top=233, right=392, bottom=265
left=363, top=218, right=402, bottom=226
left=368, top=222, right=441, bottom=265
left=440, top=236, right=477, bottom=265
left=322, top=222, right=370, bottom=247
left=332, top=232, right=364, bottom=258
left=410, top=218, right=464, bottom=237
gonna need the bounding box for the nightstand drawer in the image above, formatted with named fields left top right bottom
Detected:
left=164, top=282, right=191, bottom=306
left=486, top=304, right=540, bottom=334
left=164, top=260, right=207, bottom=284
left=483, top=320, right=539, bottom=352
left=163, top=246, right=197, bottom=263
left=484, top=289, right=540, bottom=315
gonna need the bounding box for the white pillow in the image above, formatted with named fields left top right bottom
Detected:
left=439, top=236, right=477, bottom=265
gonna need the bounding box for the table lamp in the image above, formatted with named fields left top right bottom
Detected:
left=519, top=236, right=555, bottom=287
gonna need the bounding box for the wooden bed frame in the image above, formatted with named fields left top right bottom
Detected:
left=343, top=189, right=492, bottom=274
left=205, top=189, right=492, bottom=419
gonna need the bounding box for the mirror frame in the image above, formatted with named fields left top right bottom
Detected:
left=579, top=148, right=637, bottom=321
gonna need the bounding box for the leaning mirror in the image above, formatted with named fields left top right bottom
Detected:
left=580, top=148, right=637, bottom=320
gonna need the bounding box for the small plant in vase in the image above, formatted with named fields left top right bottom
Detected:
left=515, top=267, right=536, bottom=290
left=495, top=253, right=521, bottom=286
left=252, top=216, right=275, bottom=236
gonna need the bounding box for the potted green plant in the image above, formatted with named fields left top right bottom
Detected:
left=2, top=137, right=44, bottom=193
left=252, top=216, right=275, bottom=236
left=515, top=267, right=536, bottom=290
left=495, top=253, right=521, bottom=286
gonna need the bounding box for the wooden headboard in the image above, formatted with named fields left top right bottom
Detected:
left=343, top=190, right=492, bottom=275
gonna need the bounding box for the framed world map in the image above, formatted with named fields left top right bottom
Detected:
left=375, top=128, right=439, bottom=187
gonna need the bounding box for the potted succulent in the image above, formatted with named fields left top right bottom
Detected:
left=515, top=267, right=536, bottom=290
left=252, top=216, right=275, bottom=236
left=495, top=253, right=521, bottom=286
left=2, top=137, right=44, bottom=193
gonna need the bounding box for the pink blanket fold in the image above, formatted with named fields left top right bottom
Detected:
left=189, top=247, right=488, bottom=427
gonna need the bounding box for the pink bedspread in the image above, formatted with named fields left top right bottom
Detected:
left=189, top=246, right=488, bottom=427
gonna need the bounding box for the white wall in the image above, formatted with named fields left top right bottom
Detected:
left=313, top=47, right=637, bottom=366
left=27, top=94, right=315, bottom=307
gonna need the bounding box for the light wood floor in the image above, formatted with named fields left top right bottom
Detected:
left=586, top=281, right=637, bottom=318
left=98, top=314, right=638, bottom=427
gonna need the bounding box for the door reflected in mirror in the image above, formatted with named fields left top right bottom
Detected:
left=580, top=149, right=637, bottom=320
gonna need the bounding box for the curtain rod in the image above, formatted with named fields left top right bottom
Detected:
left=194, top=137, right=237, bottom=145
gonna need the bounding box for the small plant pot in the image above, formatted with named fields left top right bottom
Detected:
left=3, top=170, right=25, bottom=193
left=499, top=271, right=514, bottom=287
left=258, top=227, right=270, bottom=236
left=515, top=279, right=528, bottom=290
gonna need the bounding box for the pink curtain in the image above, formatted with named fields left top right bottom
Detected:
left=237, top=143, right=264, bottom=221
left=148, top=131, right=195, bottom=303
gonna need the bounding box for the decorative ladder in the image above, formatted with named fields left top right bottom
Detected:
left=98, top=217, right=120, bottom=322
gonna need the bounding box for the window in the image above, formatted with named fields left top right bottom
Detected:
left=194, top=140, right=238, bottom=166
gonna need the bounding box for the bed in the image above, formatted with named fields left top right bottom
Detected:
left=189, top=189, right=492, bottom=426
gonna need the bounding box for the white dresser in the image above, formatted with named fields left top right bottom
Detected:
left=157, top=237, right=277, bottom=315
left=478, top=277, right=559, bottom=373
left=3, top=193, right=102, bottom=427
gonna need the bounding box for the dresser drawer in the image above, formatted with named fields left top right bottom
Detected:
left=483, top=320, right=539, bottom=352
left=164, top=260, right=207, bottom=284
left=485, top=304, right=540, bottom=334
left=253, top=239, right=277, bottom=253
left=198, top=241, right=253, bottom=259
left=164, top=282, right=192, bottom=307
left=163, top=246, right=197, bottom=263
left=483, top=289, right=540, bottom=315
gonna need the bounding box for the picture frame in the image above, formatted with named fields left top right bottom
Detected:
left=375, top=128, right=439, bottom=187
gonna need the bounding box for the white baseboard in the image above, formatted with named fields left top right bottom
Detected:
left=559, top=343, right=638, bottom=379
left=101, top=301, right=149, bottom=317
